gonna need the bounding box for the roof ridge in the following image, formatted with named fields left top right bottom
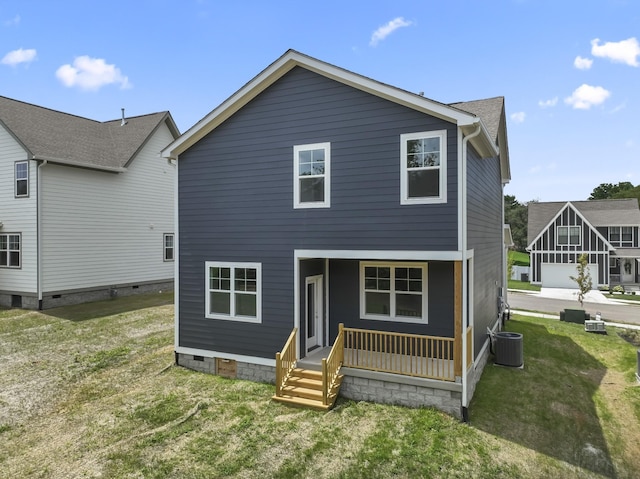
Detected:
left=102, top=111, right=169, bottom=124
left=0, top=95, right=101, bottom=124
left=449, top=96, right=505, bottom=105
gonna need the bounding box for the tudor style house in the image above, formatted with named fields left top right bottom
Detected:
left=0, top=96, right=179, bottom=309
left=162, top=50, right=511, bottom=418
left=527, top=199, right=640, bottom=289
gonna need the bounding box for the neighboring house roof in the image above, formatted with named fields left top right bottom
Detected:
left=527, top=199, right=640, bottom=246
left=0, top=95, right=179, bottom=172
left=504, top=224, right=514, bottom=247
left=162, top=49, right=510, bottom=181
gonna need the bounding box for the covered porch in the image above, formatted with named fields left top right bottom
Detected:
left=273, top=323, right=472, bottom=410
left=609, top=252, right=640, bottom=289
left=274, top=251, right=474, bottom=411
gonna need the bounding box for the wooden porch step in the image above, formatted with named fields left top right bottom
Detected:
left=291, top=368, right=322, bottom=380
left=272, top=394, right=332, bottom=411
left=286, top=375, right=323, bottom=390
left=281, top=384, right=323, bottom=401
left=273, top=367, right=343, bottom=411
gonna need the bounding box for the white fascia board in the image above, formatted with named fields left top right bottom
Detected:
left=36, top=155, right=127, bottom=173
left=175, top=346, right=276, bottom=367
left=461, top=122, right=499, bottom=159
left=295, top=249, right=465, bottom=261
left=162, top=50, right=479, bottom=159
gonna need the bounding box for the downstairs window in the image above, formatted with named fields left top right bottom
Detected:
left=360, top=262, right=428, bottom=323
left=205, top=262, right=261, bottom=323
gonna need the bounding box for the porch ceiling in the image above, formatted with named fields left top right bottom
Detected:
left=612, top=248, right=640, bottom=258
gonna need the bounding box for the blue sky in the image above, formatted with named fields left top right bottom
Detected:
left=1, top=0, right=638, bottom=203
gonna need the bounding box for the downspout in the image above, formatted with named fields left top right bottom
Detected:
left=460, top=120, right=482, bottom=421
left=36, top=159, right=48, bottom=310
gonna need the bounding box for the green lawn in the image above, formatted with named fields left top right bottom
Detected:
left=508, top=249, right=530, bottom=266
left=1, top=295, right=638, bottom=478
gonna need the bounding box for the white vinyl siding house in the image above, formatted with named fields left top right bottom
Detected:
left=40, top=124, right=176, bottom=293
left=0, top=95, right=179, bottom=308
left=0, top=126, right=37, bottom=295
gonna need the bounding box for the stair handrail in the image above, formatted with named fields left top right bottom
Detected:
left=322, top=323, right=344, bottom=406
left=275, top=328, right=298, bottom=398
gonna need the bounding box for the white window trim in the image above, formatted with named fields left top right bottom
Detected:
left=163, top=233, right=174, bottom=262
left=0, top=233, right=21, bottom=269
left=15, top=161, right=29, bottom=198
left=293, top=142, right=331, bottom=209
left=400, top=130, right=447, bottom=205
left=359, top=261, right=428, bottom=324
left=557, top=225, right=581, bottom=246
left=609, top=226, right=634, bottom=247
left=205, top=261, right=262, bottom=323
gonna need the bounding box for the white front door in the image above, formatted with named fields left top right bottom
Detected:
left=621, top=259, right=634, bottom=283
left=305, top=275, right=323, bottom=352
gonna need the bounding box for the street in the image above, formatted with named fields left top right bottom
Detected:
left=506, top=290, right=640, bottom=326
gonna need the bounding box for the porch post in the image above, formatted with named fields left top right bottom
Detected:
left=454, top=261, right=463, bottom=378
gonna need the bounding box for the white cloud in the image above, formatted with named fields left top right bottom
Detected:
left=538, top=97, right=558, bottom=108
left=1, top=48, right=36, bottom=66
left=591, top=37, right=640, bottom=67
left=510, top=111, right=526, bottom=123
left=370, top=17, right=413, bottom=47
left=573, top=56, right=593, bottom=70
left=564, top=84, right=610, bottom=110
left=528, top=165, right=541, bottom=174
left=55, top=56, right=131, bottom=91
left=4, top=14, right=20, bottom=26
left=609, top=102, right=626, bottom=114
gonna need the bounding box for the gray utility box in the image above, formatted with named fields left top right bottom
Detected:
left=560, top=309, right=590, bottom=324
left=495, top=332, right=524, bottom=368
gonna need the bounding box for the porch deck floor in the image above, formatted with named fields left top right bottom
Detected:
left=299, top=347, right=454, bottom=381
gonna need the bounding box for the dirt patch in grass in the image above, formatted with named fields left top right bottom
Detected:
left=2, top=297, right=639, bottom=478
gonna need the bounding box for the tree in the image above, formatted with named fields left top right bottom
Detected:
left=588, top=182, right=634, bottom=200
left=504, top=195, right=529, bottom=251
left=570, top=253, right=593, bottom=309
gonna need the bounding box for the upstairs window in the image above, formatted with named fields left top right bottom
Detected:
left=609, top=226, right=634, bottom=247
left=557, top=226, right=581, bottom=246
left=400, top=130, right=447, bottom=205
left=163, top=234, right=174, bottom=261
left=15, top=161, right=28, bottom=197
left=205, top=262, right=261, bottom=323
left=360, top=262, right=428, bottom=323
left=0, top=234, right=21, bottom=268
left=294, top=142, right=330, bottom=208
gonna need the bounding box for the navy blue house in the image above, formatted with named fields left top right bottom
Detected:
left=162, top=50, right=511, bottom=417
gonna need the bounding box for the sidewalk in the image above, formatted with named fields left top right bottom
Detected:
left=509, top=309, right=640, bottom=331
left=511, top=287, right=624, bottom=305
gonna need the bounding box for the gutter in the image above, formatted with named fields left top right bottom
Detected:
left=460, top=120, right=482, bottom=420
left=34, top=155, right=127, bottom=173
left=37, top=159, right=48, bottom=309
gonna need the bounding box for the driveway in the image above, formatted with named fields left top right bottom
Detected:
left=507, top=288, right=640, bottom=326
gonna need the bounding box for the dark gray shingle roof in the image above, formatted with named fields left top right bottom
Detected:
left=450, top=97, right=504, bottom=145
left=527, top=199, right=640, bottom=245
left=0, top=96, right=178, bottom=170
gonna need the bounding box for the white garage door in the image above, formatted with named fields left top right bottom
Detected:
left=541, top=263, right=598, bottom=289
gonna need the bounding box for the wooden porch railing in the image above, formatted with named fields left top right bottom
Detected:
left=466, top=326, right=473, bottom=368
left=321, top=324, right=345, bottom=406
left=341, top=325, right=457, bottom=381
left=275, top=328, right=297, bottom=398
